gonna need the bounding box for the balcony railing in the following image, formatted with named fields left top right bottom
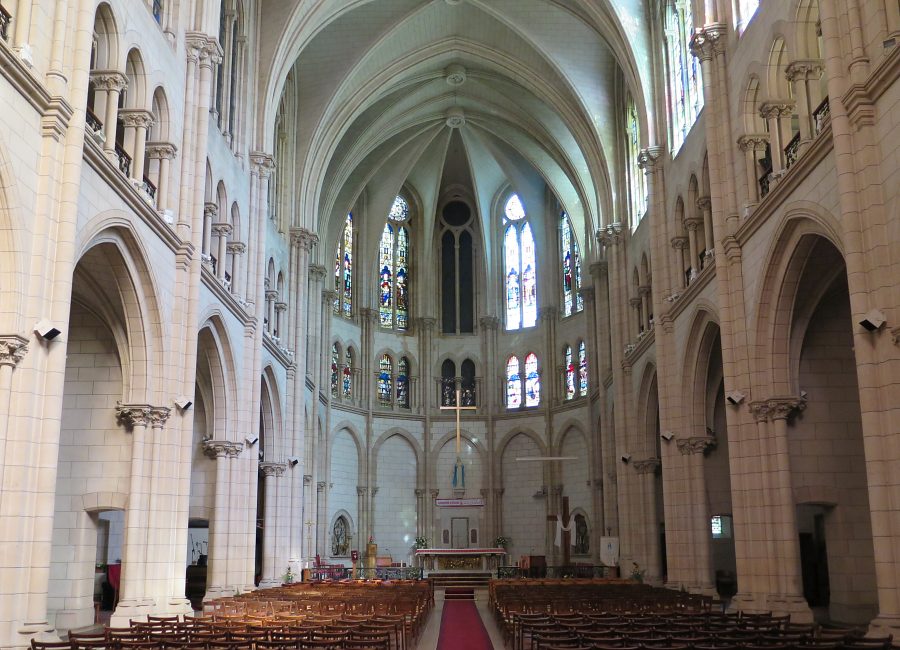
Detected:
left=114, top=143, right=131, bottom=177
left=784, top=132, right=801, bottom=169
left=758, top=144, right=773, bottom=198
left=0, top=4, right=11, bottom=42
left=85, top=107, right=104, bottom=134
left=813, top=97, right=831, bottom=136
left=141, top=176, right=156, bottom=200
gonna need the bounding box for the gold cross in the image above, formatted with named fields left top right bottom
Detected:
left=439, top=386, right=477, bottom=455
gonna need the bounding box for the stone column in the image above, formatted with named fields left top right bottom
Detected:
left=429, top=489, right=440, bottom=549
left=316, top=482, right=327, bottom=555
left=539, top=307, right=558, bottom=404
left=696, top=197, right=714, bottom=260
left=113, top=405, right=154, bottom=619
left=671, top=237, right=688, bottom=289
left=202, top=203, right=216, bottom=263
left=226, top=242, right=246, bottom=298
left=12, top=0, right=33, bottom=58
left=676, top=437, right=717, bottom=593
left=759, top=102, right=795, bottom=174
left=638, top=286, right=652, bottom=332
left=415, top=489, right=426, bottom=537
left=201, top=439, right=243, bottom=601
left=785, top=60, right=824, bottom=150
left=212, top=223, right=232, bottom=281
left=145, top=406, right=173, bottom=607
left=632, top=459, right=662, bottom=582
left=145, top=143, right=177, bottom=212
left=737, top=135, right=769, bottom=207
left=0, top=336, right=27, bottom=494
left=274, top=302, right=287, bottom=340
left=494, top=488, right=505, bottom=547
left=90, top=71, right=128, bottom=158
left=259, top=462, right=287, bottom=587
left=118, top=109, right=154, bottom=182
left=356, top=487, right=367, bottom=555
left=684, top=218, right=702, bottom=279
left=629, top=298, right=642, bottom=338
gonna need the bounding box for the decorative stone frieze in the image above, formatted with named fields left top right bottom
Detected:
left=676, top=436, right=716, bottom=456
left=0, top=335, right=28, bottom=367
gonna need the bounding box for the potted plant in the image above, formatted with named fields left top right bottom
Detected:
left=493, top=535, right=510, bottom=549
left=282, top=566, right=295, bottom=584
left=413, top=535, right=429, bottom=550
left=630, top=562, right=645, bottom=583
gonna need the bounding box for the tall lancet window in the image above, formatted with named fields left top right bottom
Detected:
left=626, top=96, right=648, bottom=232
left=342, top=348, right=353, bottom=398
left=524, top=353, right=541, bottom=407
left=665, top=0, right=703, bottom=154
left=506, top=356, right=521, bottom=409
left=561, top=213, right=584, bottom=315
left=379, top=196, right=410, bottom=330
left=737, top=0, right=759, bottom=30
left=378, top=354, right=393, bottom=407
left=578, top=340, right=588, bottom=397
left=330, top=344, right=340, bottom=397
left=440, top=201, right=475, bottom=334
left=397, top=357, right=410, bottom=409
left=503, top=194, right=537, bottom=330
left=333, top=213, right=353, bottom=317
left=564, top=345, right=576, bottom=400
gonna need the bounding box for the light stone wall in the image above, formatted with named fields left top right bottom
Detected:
left=500, top=434, right=546, bottom=561
left=373, top=435, right=418, bottom=564
left=327, top=429, right=359, bottom=558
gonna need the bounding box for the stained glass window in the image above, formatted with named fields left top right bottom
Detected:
left=561, top=213, right=584, bottom=316
left=626, top=96, right=647, bottom=231
left=389, top=195, right=409, bottom=222
left=505, top=225, right=520, bottom=330
left=666, top=0, right=703, bottom=154
left=525, top=353, right=540, bottom=407
left=378, top=354, right=393, bottom=407
left=334, top=213, right=353, bottom=316
left=738, top=0, right=759, bottom=30
left=342, top=349, right=353, bottom=398
left=378, top=197, right=410, bottom=331
left=397, top=357, right=410, bottom=408
left=578, top=340, right=588, bottom=397
left=331, top=344, right=340, bottom=397
left=504, top=194, right=537, bottom=330
left=565, top=345, right=576, bottom=400
left=379, top=224, right=394, bottom=327
left=506, top=356, right=521, bottom=409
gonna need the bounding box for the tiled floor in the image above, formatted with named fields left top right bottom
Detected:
left=416, top=589, right=505, bottom=649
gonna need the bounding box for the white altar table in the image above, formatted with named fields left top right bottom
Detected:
left=414, top=547, right=507, bottom=571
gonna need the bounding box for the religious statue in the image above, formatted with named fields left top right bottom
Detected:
left=331, top=516, right=349, bottom=556
left=452, top=456, right=465, bottom=489
left=574, top=514, right=589, bottom=555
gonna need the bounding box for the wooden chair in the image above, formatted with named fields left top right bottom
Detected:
left=30, top=642, right=72, bottom=650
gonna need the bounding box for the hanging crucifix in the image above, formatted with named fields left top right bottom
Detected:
left=439, top=383, right=476, bottom=489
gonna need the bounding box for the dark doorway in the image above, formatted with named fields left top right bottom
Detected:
left=798, top=505, right=830, bottom=608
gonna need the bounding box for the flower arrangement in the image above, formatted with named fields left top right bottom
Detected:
left=282, top=566, right=295, bottom=584
left=630, top=562, right=644, bottom=583
left=414, top=535, right=429, bottom=549
left=493, top=535, right=510, bottom=549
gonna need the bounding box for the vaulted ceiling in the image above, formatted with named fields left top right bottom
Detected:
left=256, top=0, right=657, bottom=263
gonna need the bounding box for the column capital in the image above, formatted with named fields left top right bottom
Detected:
left=259, top=462, right=287, bottom=477
left=90, top=70, right=128, bottom=91
left=204, top=202, right=218, bottom=219
left=676, top=436, right=716, bottom=455
left=356, top=486, right=367, bottom=496
left=265, top=289, right=278, bottom=301
left=478, top=316, right=499, bottom=330
left=274, top=301, right=288, bottom=313
left=211, top=222, right=233, bottom=237
left=637, top=285, right=651, bottom=297
left=249, top=152, right=276, bottom=178
left=145, top=141, right=178, bottom=160
left=632, top=458, right=661, bottom=474
left=202, top=438, right=243, bottom=458
left=303, top=474, right=312, bottom=485
left=637, top=146, right=663, bottom=171
left=494, top=488, right=505, bottom=497
left=759, top=101, right=796, bottom=120
left=323, top=289, right=339, bottom=304
left=359, top=307, right=379, bottom=325
left=749, top=400, right=770, bottom=422
left=309, top=264, right=327, bottom=281
left=690, top=24, right=726, bottom=61
left=226, top=241, right=246, bottom=255
left=317, top=481, right=327, bottom=492
left=538, top=306, right=558, bottom=322
left=290, top=227, right=318, bottom=251
left=629, top=297, right=642, bottom=309
left=118, top=109, right=154, bottom=129
left=767, top=396, right=807, bottom=421
left=696, top=196, right=712, bottom=211
left=430, top=489, right=440, bottom=499
left=597, top=223, right=623, bottom=247
left=785, top=59, right=824, bottom=81
left=0, top=335, right=28, bottom=367
left=414, top=488, right=426, bottom=497
left=116, top=403, right=153, bottom=428
left=149, top=406, right=171, bottom=428
left=589, top=261, right=608, bottom=277
left=683, top=216, right=703, bottom=232
left=737, top=133, right=770, bottom=152
left=671, top=236, right=689, bottom=250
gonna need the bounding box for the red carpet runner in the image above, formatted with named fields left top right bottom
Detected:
left=436, top=600, right=494, bottom=649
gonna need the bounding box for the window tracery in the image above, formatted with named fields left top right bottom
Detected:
left=561, top=213, right=584, bottom=314
left=665, top=0, right=704, bottom=153
left=334, top=213, right=353, bottom=317
left=504, top=194, right=537, bottom=330
left=379, top=196, right=410, bottom=330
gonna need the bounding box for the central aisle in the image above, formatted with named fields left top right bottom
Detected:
left=435, top=600, right=494, bottom=650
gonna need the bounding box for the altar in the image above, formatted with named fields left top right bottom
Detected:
left=415, top=548, right=507, bottom=571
